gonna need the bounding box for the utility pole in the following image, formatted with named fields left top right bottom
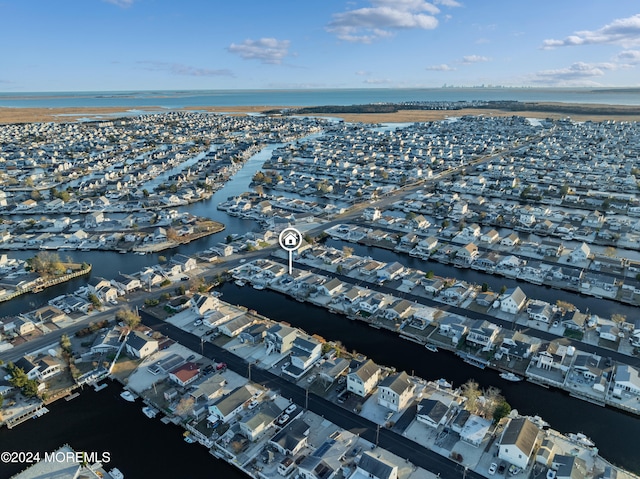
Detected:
left=305, top=388, right=309, bottom=409
left=248, top=362, right=252, bottom=382
left=375, top=424, right=380, bottom=447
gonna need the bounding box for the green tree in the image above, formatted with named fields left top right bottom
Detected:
left=425, top=271, right=435, bottom=279
left=493, top=400, right=512, bottom=423
left=481, top=282, right=489, bottom=292
left=460, top=379, right=481, bottom=414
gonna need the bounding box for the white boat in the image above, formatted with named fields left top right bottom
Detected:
left=425, top=344, right=439, bottom=353
left=234, top=280, right=246, bottom=287
left=120, top=390, right=136, bottom=402
left=109, top=468, right=125, bottom=479
left=253, top=284, right=265, bottom=290
left=142, top=406, right=158, bottom=418
left=568, top=433, right=595, bottom=447
left=184, top=433, right=196, bottom=443
left=500, top=372, right=523, bottom=382
left=436, top=378, right=452, bottom=389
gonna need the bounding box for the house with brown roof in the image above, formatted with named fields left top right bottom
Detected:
left=498, top=417, right=540, bottom=469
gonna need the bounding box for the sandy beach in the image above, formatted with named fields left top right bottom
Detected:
left=2, top=103, right=640, bottom=125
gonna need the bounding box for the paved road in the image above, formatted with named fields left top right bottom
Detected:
left=140, top=310, right=483, bottom=479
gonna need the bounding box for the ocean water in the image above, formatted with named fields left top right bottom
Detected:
left=1, top=87, right=640, bottom=108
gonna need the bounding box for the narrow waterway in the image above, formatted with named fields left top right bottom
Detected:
left=325, top=238, right=637, bottom=319
left=217, top=282, right=640, bottom=474
left=0, top=380, right=247, bottom=479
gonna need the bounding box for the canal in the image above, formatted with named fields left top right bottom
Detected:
left=217, top=282, right=640, bottom=474
left=0, top=380, right=247, bottom=479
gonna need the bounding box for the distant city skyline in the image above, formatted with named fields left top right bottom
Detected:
left=1, top=1, right=640, bottom=91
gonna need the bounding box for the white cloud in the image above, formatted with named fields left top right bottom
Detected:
left=326, top=0, right=439, bottom=43
left=355, top=70, right=372, bottom=76
left=433, top=0, right=462, bottom=6
left=426, top=63, right=456, bottom=71
left=531, top=61, right=617, bottom=84
left=461, top=55, right=490, bottom=64
left=363, top=78, right=393, bottom=84
left=227, top=38, right=290, bottom=64
left=138, top=61, right=233, bottom=77
left=102, top=0, right=134, bottom=7
left=614, top=50, right=640, bottom=64
left=542, top=14, right=640, bottom=49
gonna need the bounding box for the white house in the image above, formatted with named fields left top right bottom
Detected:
left=498, top=417, right=539, bottom=469
left=613, top=364, right=640, bottom=396
left=125, top=331, right=158, bottom=359
left=377, top=371, right=415, bottom=412
left=500, top=287, right=527, bottom=314
left=347, top=359, right=381, bottom=397
left=569, top=242, right=591, bottom=263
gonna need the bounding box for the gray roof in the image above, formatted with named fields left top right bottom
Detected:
left=501, top=417, right=539, bottom=456
left=504, top=286, right=527, bottom=306
left=555, top=455, right=587, bottom=479
left=270, top=418, right=310, bottom=452
left=379, top=371, right=412, bottom=396
left=125, top=331, right=156, bottom=351
left=615, top=364, right=640, bottom=387
left=358, top=451, right=397, bottom=479
left=213, top=385, right=253, bottom=416
left=352, top=359, right=380, bottom=382
left=418, top=398, right=449, bottom=423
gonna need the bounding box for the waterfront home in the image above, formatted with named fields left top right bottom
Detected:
left=480, top=229, right=500, bottom=244
left=500, top=287, right=527, bottom=314
left=458, top=414, right=492, bottom=447
left=376, top=261, right=405, bottom=282
left=190, top=374, right=226, bottom=404
left=125, top=331, right=158, bottom=359
left=383, top=299, right=414, bottom=321
left=347, top=359, right=382, bottom=397
left=269, top=418, right=310, bottom=456
left=539, top=239, right=563, bottom=257
left=411, top=236, right=438, bottom=256
left=358, top=293, right=387, bottom=314
left=317, top=278, right=345, bottom=297
left=572, top=352, right=611, bottom=392
left=500, top=232, right=520, bottom=247
left=208, top=385, right=254, bottom=424
left=532, top=342, right=575, bottom=372
left=498, top=331, right=539, bottom=360
left=265, top=323, right=298, bottom=354
left=14, top=357, right=41, bottom=380
left=91, top=327, right=123, bottom=354
left=111, top=274, right=141, bottom=294
left=498, top=417, right=540, bottom=470
left=353, top=451, right=399, bottom=479
left=416, top=398, right=451, bottom=429
left=441, top=282, right=474, bottom=303
left=172, top=254, right=197, bottom=272
left=14, top=318, right=36, bottom=336
left=569, top=243, right=591, bottom=263
left=189, top=293, right=218, bottom=317
left=527, top=300, right=555, bottom=323
left=553, top=455, right=588, bottom=479
left=420, top=277, right=445, bottom=295
left=218, top=314, right=254, bottom=337
left=475, top=291, right=498, bottom=307
left=238, top=323, right=268, bottom=345
left=535, top=438, right=556, bottom=467
left=35, top=355, right=63, bottom=381
left=465, top=320, right=500, bottom=350
left=318, top=357, right=350, bottom=383
left=561, top=310, right=588, bottom=331
left=297, top=430, right=357, bottom=479
left=289, top=335, right=323, bottom=376
left=239, top=401, right=282, bottom=441
left=613, top=364, right=640, bottom=396
left=438, top=316, right=469, bottom=345
left=377, top=371, right=415, bottom=412
left=456, top=243, right=479, bottom=265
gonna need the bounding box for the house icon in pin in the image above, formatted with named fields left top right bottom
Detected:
left=282, top=231, right=299, bottom=247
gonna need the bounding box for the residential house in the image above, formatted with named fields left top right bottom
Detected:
left=269, top=419, right=310, bottom=456
left=239, top=402, right=281, bottom=441
left=172, top=254, right=197, bottom=272
left=238, top=323, right=268, bottom=345
left=501, top=233, right=520, bottom=247
left=532, top=342, right=574, bottom=372
left=208, top=385, right=254, bottom=424
left=456, top=243, right=479, bottom=265
left=613, top=364, right=640, bottom=396
left=353, top=452, right=399, bottom=479
left=569, top=243, right=591, bottom=263
left=111, top=274, right=141, bottom=293
left=438, top=316, right=469, bottom=345
left=190, top=293, right=218, bottom=317
left=465, top=320, right=500, bottom=350
left=14, top=357, right=41, bottom=380
left=599, top=324, right=620, bottom=342
left=383, top=299, right=414, bottom=321
left=376, top=262, right=405, bottom=282
left=377, top=371, right=415, bottom=412
left=14, top=318, right=36, bottom=336
left=500, top=287, right=527, bottom=314
left=91, top=327, right=123, bottom=354
left=553, top=455, right=587, bottom=479
left=125, top=331, right=158, bottom=359
left=498, top=417, right=540, bottom=469
left=289, top=335, right=323, bottom=374
left=317, top=278, right=344, bottom=297
left=168, top=362, right=200, bottom=387
left=527, top=301, right=554, bottom=323
left=480, top=229, right=500, bottom=244
left=416, top=399, right=451, bottom=428
left=458, top=414, right=492, bottom=447
left=499, top=331, right=538, bottom=360
left=347, top=359, right=382, bottom=397
left=218, top=315, right=254, bottom=337
left=561, top=310, right=588, bottom=331
left=265, top=324, right=298, bottom=354
left=31, top=305, right=66, bottom=324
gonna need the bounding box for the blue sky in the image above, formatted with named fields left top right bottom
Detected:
left=2, top=0, right=640, bottom=91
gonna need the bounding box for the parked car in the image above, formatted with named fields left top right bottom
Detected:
left=285, top=404, right=297, bottom=414
left=307, top=374, right=316, bottom=383
left=489, top=463, right=498, bottom=476
left=248, top=400, right=259, bottom=410
left=277, top=414, right=289, bottom=425
left=498, top=463, right=507, bottom=474
left=194, top=319, right=203, bottom=326
left=508, top=465, right=521, bottom=476
left=546, top=470, right=556, bottom=479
